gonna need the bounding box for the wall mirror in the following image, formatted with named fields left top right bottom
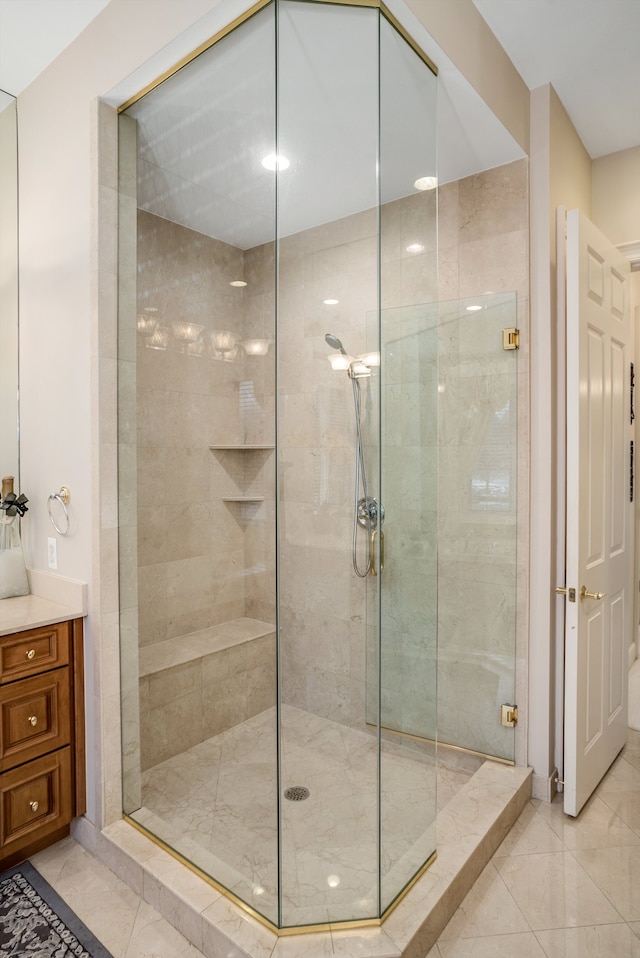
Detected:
left=0, top=91, right=19, bottom=486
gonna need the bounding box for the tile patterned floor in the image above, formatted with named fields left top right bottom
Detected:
left=428, top=727, right=640, bottom=957
left=30, top=837, right=203, bottom=958
left=27, top=727, right=640, bottom=957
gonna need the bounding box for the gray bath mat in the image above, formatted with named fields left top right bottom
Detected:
left=0, top=860, right=114, bottom=957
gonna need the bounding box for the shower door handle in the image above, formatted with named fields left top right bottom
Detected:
left=369, top=530, right=384, bottom=576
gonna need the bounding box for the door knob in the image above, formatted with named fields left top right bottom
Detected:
left=580, top=585, right=606, bottom=600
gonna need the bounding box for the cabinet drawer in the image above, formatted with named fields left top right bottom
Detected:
left=0, top=748, right=72, bottom=858
left=0, top=622, right=70, bottom=683
left=0, top=670, right=71, bottom=771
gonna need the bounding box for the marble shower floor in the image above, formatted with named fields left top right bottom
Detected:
left=130, top=704, right=474, bottom=927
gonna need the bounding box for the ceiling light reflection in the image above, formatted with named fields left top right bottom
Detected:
left=327, top=353, right=352, bottom=371
left=361, top=351, right=380, bottom=367
left=172, top=321, right=204, bottom=342
left=145, top=326, right=169, bottom=351
left=137, top=314, right=157, bottom=335
left=243, top=339, right=272, bottom=356
left=414, top=175, right=437, bottom=191
left=210, top=330, right=237, bottom=352
left=261, top=153, right=290, bottom=171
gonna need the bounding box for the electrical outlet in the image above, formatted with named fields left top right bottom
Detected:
left=47, top=537, right=57, bottom=570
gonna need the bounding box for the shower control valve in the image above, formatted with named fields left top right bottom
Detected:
left=357, top=496, right=384, bottom=528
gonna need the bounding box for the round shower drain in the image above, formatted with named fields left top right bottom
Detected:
left=284, top=785, right=310, bottom=802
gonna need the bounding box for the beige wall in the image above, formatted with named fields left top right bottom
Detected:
left=592, top=146, right=640, bottom=247
left=404, top=0, right=529, bottom=154
left=549, top=87, right=592, bottom=245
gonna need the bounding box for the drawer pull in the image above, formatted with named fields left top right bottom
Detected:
left=28, top=715, right=38, bottom=727
left=29, top=801, right=39, bottom=813
left=26, top=649, right=36, bottom=660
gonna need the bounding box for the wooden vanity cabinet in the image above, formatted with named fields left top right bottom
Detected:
left=0, top=618, right=85, bottom=867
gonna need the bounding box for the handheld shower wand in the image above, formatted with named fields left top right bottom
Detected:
left=326, top=332, right=374, bottom=577
left=325, top=332, right=348, bottom=355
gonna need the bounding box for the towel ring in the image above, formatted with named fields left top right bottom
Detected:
left=47, top=486, right=70, bottom=536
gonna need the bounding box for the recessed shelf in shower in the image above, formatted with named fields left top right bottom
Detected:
left=211, top=444, right=273, bottom=507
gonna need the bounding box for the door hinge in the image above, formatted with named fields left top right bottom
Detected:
left=502, top=328, right=519, bottom=350
left=501, top=704, right=518, bottom=727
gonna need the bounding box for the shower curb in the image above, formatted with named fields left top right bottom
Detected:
left=72, top=760, right=532, bottom=958
left=384, top=761, right=533, bottom=957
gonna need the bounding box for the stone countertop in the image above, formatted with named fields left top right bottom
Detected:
left=0, top=570, right=87, bottom=636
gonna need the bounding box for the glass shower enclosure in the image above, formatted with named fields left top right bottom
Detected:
left=118, top=0, right=439, bottom=930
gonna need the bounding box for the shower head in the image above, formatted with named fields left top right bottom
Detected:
left=325, top=333, right=348, bottom=355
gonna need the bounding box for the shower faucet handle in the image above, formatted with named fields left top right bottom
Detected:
left=369, top=529, right=384, bottom=576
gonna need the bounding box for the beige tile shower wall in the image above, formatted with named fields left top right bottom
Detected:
left=265, top=192, right=438, bottom=729
left=133, top=162, right=527, bottom=745
left=437, top=158, right=529, bottom=763
left=240, top=240, right=276, bottom=625
left=438, top=160, right=529, bottom=304
left=136, top=212, right=248, bottom=650
left=254, top=210, right=378, bottom=727
left=377, top=192, right=439, bottom=740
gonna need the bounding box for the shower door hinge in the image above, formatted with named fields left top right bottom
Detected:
left=502, top=328, right=520, bottom=350
left=501, top=704, right=518, bottom=727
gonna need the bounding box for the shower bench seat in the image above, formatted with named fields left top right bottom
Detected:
left=138, top=617, right=275, bottom=770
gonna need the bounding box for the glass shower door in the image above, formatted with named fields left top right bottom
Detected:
left=375, top=292, right=518, bottom=767
left=275, top=0, right=382, bottom=926
left=437, top=292, right=518, bottom=763
left=119, top=2, right=281, bottom=926
left=378, top=13, right=439, bottom=911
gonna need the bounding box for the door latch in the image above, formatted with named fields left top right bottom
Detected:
left=556, top=586, right=576, bottom=602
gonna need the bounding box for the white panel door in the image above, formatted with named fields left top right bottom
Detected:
left=564, top=208, right=633, bottom=817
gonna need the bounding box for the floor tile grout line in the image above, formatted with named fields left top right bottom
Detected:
left=562, top=846, right=629, bottom=924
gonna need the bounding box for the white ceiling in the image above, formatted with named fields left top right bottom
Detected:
left=473, top=0, right=640, bottom=158
left=0, top=0, right=110, bottom=98
left=122, top=0, right=529, bottom=248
